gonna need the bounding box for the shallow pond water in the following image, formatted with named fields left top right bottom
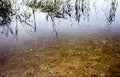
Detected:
left=0, top=0, right=120, bottom=77
left=0, top=0, right=120, bottom=46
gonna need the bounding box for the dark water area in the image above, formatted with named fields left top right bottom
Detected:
left=0, top=0, right=120, bottom=77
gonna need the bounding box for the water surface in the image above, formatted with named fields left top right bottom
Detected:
left=0, top=0, right=120, bottom=77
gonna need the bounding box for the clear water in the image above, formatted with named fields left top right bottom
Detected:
left=0, top=0, right=120, bottom=49
left=0, top=0, right=120, bottom=77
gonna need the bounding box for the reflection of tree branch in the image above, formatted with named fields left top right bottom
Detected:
left=75, top=0, right=90, bottom=23
left=106, top=0, right=118, bottom=25
left=0, top=23, right=13, bottom=37
left=13, top=17, right=18, bottom=40
left=0, top=0, right=13, bottom=25
left=16, top=14, right=36, bottom=30
left=75, top=0, right=81, bottom=23
left=52, top=22, right=59, bottom=40
left=48, top=15, right=59, bottom=40
left=33, top=9, right=36, bottom=32
left=0, top=0, right=119, bottom=39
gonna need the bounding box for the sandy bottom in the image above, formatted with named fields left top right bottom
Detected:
left=0, top=37, right=120, bottom=77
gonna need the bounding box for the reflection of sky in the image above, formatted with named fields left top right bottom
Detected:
left=0, top=0, right=120, bottom=47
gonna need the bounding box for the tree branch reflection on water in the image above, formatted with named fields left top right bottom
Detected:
left=0, top=0, right=119, bottom=39
left=106, top=0, right=118, bottom=25
left=0, top=0, right=12, bottom=25
left=75, top=0, right=90, bottom=23
left=0, top=0, right=37, bottom=38
left=0, top=0, right=14, bottom=37
left=102, top=0, right=118, bottom=25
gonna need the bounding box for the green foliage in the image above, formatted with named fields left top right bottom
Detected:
left=27, top=0, right=63, bottom=13
left=26, top=0, right=38, bottom=8
left=0, top=0, right=12, bottom=13
left=0, top=0, right=13, bottom=24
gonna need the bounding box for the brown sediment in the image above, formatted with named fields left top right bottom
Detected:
left=0, top=38, right=120, bottom=77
